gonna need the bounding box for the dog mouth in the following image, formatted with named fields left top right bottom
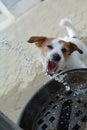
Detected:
left=46, top=60, right=58, bottom=75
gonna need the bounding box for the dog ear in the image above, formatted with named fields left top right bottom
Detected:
left=59, top=40, right=83, bottom=54
left=67, top=42, right=83, bottom=54
left=27, top=36, right=47, bottom=47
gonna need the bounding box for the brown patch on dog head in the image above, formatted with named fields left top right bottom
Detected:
left=40, top=37, right=54, bottom=55
left=59, top=40, right=83, bottom=55
left=65, top=42, right=83, bottom=55
left=27, top=36, right=47, bottom=47
left=28, top=36, right=54, bottom=56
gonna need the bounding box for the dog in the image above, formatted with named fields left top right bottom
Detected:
left=27, top=18, right=87, bottom=76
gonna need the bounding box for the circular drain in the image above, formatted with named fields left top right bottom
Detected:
left=18, top=69, right=87, bottom=130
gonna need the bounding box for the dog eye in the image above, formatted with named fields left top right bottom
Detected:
left=61, top=47, right=67, bottom=53
left=47, top=45, right=53, bottom=49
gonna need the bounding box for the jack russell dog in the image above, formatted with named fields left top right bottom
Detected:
left=27, top=18, right=87, bottom=76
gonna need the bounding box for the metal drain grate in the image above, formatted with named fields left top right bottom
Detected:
left=18, top=69, right=87, bottom=130
left=35, top=92, right=87, bottom=130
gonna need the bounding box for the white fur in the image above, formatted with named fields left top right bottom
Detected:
left=44, top=18, right=87, bottom=74
left=60, top=18, right=78, bottom=38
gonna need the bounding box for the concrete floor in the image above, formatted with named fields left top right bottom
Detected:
left=0, top=0, right=87, bottom=127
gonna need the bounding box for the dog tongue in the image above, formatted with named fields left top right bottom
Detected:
left=47, top=60, right=58, bottom=75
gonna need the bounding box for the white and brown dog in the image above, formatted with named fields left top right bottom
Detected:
left=28, top=18, right=87, bottom=76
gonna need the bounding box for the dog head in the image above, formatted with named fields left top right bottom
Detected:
left=28, top=36, right=83, bottom=75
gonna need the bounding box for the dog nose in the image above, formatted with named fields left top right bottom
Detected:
left=53, top=53, right=61, bottom=61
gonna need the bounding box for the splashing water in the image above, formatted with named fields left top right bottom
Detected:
left=1, top=38, right=86, bottom=95
left=0, top=37, right=44, bottom=94
left=0, top=38, right=43, bottom=73
left=46, top=71, right=71, bottom=91
left=46, top=71, right=87, bottom=96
